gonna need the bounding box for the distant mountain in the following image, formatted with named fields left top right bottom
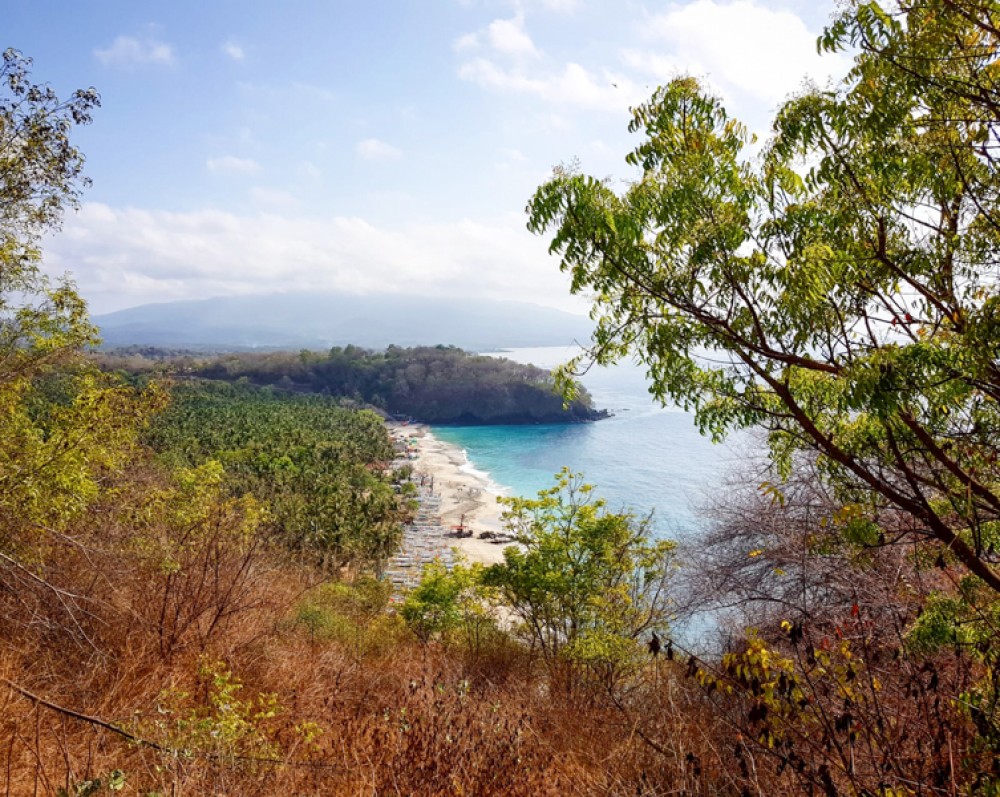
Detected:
left=94, top=293, right=593, bottom=351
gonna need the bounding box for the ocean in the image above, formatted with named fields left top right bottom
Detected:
left=431, top=346, right=746, bottom=544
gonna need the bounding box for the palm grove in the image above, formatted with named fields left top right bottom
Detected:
left=3, top=1, right=1000, bottom=794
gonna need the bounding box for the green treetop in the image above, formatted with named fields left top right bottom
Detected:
left=527, top=0, right=1000, bottom=593
left=0, top=50, right=158, bottom=564
left=484, top=469, right=674, bottom=687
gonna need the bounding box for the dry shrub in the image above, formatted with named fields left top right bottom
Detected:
left=335, top=672, right=568, bottom=795
left=239, top=633, right=572, bottom=795
left=589, top=608, right=992, bottom=796
left=0, top=457, right=582, bottom=796
left=6, top=452, right=995, bottom=795
left=0, top=457, right=305, bottom=795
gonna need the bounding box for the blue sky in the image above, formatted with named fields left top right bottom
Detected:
left=9, top=0, right=846, bottom=314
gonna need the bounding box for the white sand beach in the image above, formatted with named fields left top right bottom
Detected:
left=382, top=423, right=517, bottom=593
left=401, top=424, right=510, bottom=565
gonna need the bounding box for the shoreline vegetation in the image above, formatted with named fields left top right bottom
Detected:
left=96, top=344, right=609, bottom=425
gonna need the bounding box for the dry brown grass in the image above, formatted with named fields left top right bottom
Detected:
left=2, top=459, right=995, bottom=796
left=0, top=459, right=585, bottom=795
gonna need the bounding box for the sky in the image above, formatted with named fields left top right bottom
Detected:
left=7, top=0, right=849, bottom=315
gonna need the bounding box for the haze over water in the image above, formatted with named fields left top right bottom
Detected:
left=431, top=346, right=743, bottom=542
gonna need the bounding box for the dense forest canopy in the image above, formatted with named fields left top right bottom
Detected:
left=99, top=344, right=607, bottom=424
left=145, top=381, right=405, bottom=570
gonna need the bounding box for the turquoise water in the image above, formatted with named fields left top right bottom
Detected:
left=432, top=346, right=742, bottom=542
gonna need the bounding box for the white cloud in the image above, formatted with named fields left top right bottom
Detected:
left=453, top=32, right=480, bottom=52
left=456, top=0, right=579, bottom=11
left=357, top=138, right=403, bottom=161
left=458, top=58, right=637, bottom=113
left=455, top=1, right=846, bottom=130
left=237, top=81, right=337, bottom=105
left=459, top=59, right=542, bottom=93
left=94, top=36, right=174, bottom=67
left=494, top=147, right=530, bottom=173
left=44, top=203, right=580, bottom=314
left=487, top=15, right=538, bottom=57
left=539, top=0, right=579, bottom=10
left=206, top=155, right=259, bottom=174
left=456, top=9, right=637, bottom=114
left=539, top=112, right=574, bottom=133
left=499, top=147, right=528, bottom=164
left=250, top=187, right=297, bottom=207
left=222, top=40, right=245, bottom=61
left=297, top=161, right=322, bottom=180
left=629, top=0, right=849, bottom=110
left=456, top=14, right=537, bottom=60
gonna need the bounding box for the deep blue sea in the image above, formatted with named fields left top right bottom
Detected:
left=432, top=346, right=744, bottom=543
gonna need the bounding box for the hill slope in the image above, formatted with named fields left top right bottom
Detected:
left=95, top=293, right=593, bottom=351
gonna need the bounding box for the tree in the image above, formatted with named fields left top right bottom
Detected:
left=484, top=469, right=674, bottom=686
left=0, top=50, right=159, bottom=569
left=527, top=0, right=1000, bottom=594
left=401, top=558, right=493, bottom=647
left=1, top=47, right=100, bottom=357
left=1, top=45, right=100, bottom=391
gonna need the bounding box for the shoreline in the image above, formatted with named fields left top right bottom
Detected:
left=383, top=423, right=514, bottom=590
left=400, top=423, right=512, bottom=565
